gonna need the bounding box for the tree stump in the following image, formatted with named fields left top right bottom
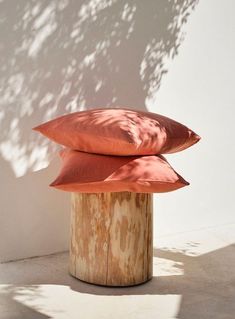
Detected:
left=69, top=192, right=153, bottom=286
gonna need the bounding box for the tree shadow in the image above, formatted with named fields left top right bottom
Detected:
left=0, top=0, right=199, bottom=262
left=0, top=0, right=198, bottom=177
left=0, top=285, right=51, bottom=318
left=1, top=244, right=235, bottom=318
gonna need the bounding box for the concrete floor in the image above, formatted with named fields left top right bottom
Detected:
left=0, top=223, right=235, bottom=319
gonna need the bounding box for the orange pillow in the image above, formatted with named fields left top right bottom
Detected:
left=33, top=108, right=200, bottom=156
left=50, top=149, right=189, bottom=193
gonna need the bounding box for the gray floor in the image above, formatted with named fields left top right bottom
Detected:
left=1, top=223, right=235, bottom=319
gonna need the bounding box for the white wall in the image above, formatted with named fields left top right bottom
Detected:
left=0, top=0, right=234, bottom=262
left=151, top=0, right=235, bottom=240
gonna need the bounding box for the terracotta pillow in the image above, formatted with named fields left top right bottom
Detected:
left=33, top=108, right=200, bottom=156
left=50, top=149, right=189, bottom=193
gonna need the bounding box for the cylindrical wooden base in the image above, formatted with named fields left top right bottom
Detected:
left=69, top=192, right=153, bottom=286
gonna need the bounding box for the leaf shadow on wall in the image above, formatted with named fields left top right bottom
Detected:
left=0, top=0, right=198, bottom=177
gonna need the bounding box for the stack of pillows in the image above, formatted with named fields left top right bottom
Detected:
left=33, top=108, right=200, bottom=193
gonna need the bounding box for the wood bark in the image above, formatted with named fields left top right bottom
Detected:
left=69, top=192, right=153, bottom=286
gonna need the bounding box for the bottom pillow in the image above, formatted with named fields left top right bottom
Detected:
left=50, top=149, right=189, bottom=193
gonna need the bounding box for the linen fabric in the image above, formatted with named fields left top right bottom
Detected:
left=50, top=149, right=189, bottom=193
left=33, top=108, right=200, bottom=156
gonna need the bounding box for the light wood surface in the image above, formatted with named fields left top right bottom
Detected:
left=69, top=192, right=153, bottom=286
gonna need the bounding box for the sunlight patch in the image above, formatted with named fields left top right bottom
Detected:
left=11, top=284, right=182, bottom=319
left=28, top=4, right=57, bottom=58
left=153, top=257, right=184, bottom=277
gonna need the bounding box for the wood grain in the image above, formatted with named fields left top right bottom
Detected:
left=69, top=192, right=153, bottom=286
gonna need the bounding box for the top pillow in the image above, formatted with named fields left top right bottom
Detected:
left=33, top=107, right=200, bottom=156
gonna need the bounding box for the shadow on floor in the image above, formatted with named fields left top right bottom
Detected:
left=1, top=244, right=235, bottom=318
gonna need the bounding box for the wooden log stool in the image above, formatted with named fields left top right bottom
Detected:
left=69, top=192, right=153, bottom=286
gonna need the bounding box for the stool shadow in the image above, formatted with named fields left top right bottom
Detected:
left=69, top=244, right=235, bottom=318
